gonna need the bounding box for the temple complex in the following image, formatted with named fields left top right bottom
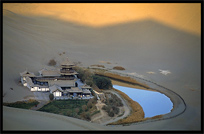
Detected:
left=20, top=60, right=93, bottom=100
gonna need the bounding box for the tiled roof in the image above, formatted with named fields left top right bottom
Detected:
left=61, top=60, right=74, bottom=66
left=39, top=68, right=61, bottom=76
left=50, top=85, right=63, bottom=93
left=68, top=87, right=83, bottom=93
left=82, top=89, right=91, bottom=94
left=81, top=84, right=91, bottom=89
left=48, top=80, right=76, bottom=87
left=20, top=70, right=35, bottom=77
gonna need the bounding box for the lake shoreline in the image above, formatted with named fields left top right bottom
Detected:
left=93, top=69, right=186, bottom=125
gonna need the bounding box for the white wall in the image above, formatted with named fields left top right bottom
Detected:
left=31, top=86, right=38, bottom=91
left=27, top=84, right=30, bottom=89
left=41, top=88, right=45, bottom=91
left=21, top=77, right=27, bottom=87
left=54, top=91, right=62, bottom=97
left=38, top=88, right=42, bottom=91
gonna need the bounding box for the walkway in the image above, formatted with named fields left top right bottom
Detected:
left=101, top=90, right=131, bottom=125
left=91, top=100, right=106, bottom=123
left=31, top=91, right=50, bottom=110
left=30, top=100, right=49, bottom=110
left=91, top=90, right=131, bottom=125
left=75, top=79, right=84, bottom=89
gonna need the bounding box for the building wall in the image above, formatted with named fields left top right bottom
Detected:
left=31, top=86, right=49, bottom=92
left=27, top=83, right=30, bottom=89
left=21, top=77, right=27, bottom=86
left=46, top=88, right=49, bottom=91
left=53, top=91, right=62, bottom=97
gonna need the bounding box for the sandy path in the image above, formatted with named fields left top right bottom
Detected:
left=101, top=90, right=131, bottom=125
left=91, top=89, right=131, bottom=125
left=91, top=100, right=106, bottom=123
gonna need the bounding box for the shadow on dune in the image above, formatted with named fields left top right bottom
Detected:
left=3, top=8, right=200, bottom=92
left=3, top=8, right=201, bottom=84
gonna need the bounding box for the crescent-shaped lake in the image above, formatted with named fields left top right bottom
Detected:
left=113, top=85, right=173, bottom=118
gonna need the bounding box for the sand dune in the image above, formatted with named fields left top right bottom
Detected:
left=3, top=106, right=108, bottom=130
left=3, top=10, right=201, bottom=130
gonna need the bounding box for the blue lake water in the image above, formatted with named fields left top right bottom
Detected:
left=113, top=85, right=173, bottom=118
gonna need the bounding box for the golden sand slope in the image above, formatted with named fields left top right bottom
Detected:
left=3, top=3, right=201, bottom=35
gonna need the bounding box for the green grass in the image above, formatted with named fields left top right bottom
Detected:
left=38, top=100, right=88, bottom=114
left=38, top=99, right=98, bottom=121
left=3, top=100, right=39, bottom=109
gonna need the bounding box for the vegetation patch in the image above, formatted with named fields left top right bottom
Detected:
left=94, top=71, right=150, bottom=89
left=74, top=66, right=94, bottom=86
left=93, top=75, right=112, bottom=89
left=38, top=97, right=98, bottom=121
left=3, top=99, right=39, bottom=109
left=102, top=93, right=123, bottom=117
left=48, top=59, right=56, bottom=66
left=49, top=93, right=54, bottom=101
left=74, top=66, right=112, bottom=90
left=91, top=64, right=105, bottom=68
left=113, top=66, right=125, bottom=70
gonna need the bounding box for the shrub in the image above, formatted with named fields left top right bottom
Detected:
left=87, top=101, right=93, bottom=109
left=93, top=75, right=112, bottom=89
left=80, top=112, right=91, bottom=121
left=75, top=108, right=80, bottom=114
left=82, top=105, right=87, bottom=111
left=91, top=64, right=105, bottom=68
left=102, top=105, right=111, bottom=112
left=74, top=67, right=93, bottom=83
left=3, top=100, right=39, bottom=109
left=112, top=106, right=119, bottom=114
left=108, top=111, right=115, bottom=117
left=49, top=94, right=54, bottom=101
left=85, top=113, right=91, bottom=121
left=113, top=66, right=125, bottom=70
left=48, top=59, right=56, bottom=66
left=67, top=110, right=72, bottom=116
left=102, top=105, right=107, bottom=111
left=39, top=105, right=59, bottom=114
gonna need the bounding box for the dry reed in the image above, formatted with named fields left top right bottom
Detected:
left=95, top=71, right=150, bottom=89
left=108, top=88, right=145, bottom=125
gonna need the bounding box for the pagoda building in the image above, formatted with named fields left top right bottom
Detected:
left=60, top=60, right=78, bottom=78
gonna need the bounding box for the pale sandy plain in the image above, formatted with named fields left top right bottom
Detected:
left=3, top=10, right=201, bottom=130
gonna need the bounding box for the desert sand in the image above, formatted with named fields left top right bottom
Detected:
left=3, top=9, right=201, bottom=130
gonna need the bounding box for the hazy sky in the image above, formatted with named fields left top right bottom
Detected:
left=3, top=3, right=201, bottom=35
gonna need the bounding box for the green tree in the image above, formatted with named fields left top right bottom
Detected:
left=93, top=75, right=112, bottom=89
left=49, top=93, right=54, bottom=101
